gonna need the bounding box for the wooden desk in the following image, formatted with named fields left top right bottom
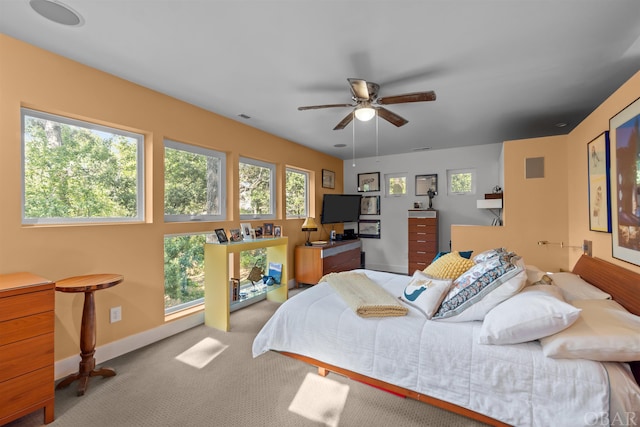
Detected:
left=55, top=273, right=123, bottom=396
left=295, top=239, right=362, bottom=286
left=0, top=272, right=55, bottom=425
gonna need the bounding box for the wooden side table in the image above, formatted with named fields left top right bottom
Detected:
left=55, top=274, right=123, bottom=396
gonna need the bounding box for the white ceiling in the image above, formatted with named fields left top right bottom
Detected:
left=2, top=0, right=640, bottom=160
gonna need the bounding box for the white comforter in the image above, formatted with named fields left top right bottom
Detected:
left=253, top=269, right=637, bottom=427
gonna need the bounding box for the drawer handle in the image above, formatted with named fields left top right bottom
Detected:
left=416, top=224, right=426, bottom=227
left=417, top=251, right=426, bottom=254
left=417, top=240, right=426, bottom=243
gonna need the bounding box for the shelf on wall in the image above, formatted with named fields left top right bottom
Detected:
left=477, top=199, right=503, bottom=209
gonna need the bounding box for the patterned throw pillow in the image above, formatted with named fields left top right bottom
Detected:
left=472, top=247, right=507, bottom=264
left=423, top=251, right=475, bottom=280
left=399, top=270, right=452, bottom=319
left=433, top=257, right=526, bottom=322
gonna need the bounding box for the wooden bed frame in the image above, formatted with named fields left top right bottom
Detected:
left=281, top=255, right=640, bottom=427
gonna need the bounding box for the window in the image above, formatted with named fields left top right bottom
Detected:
left=164, top=139, right=226, bottom=222
left=239, top=157, right=275, bottom=219
left=385, top=173, right=407, bottom=196
left=164, top=233, right=213, bottom=314
left=164, top=234, right=268, bottom=315
left=21, top=108, right=144, bottom=224
left=285, top=167, right=309, bottom=218
left=448, top=168, right=476, bottom=195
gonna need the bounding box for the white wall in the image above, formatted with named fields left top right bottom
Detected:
left=343, top=143, right=503, bottom=273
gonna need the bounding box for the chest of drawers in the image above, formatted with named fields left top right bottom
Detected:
left=408, top=210, right=438, bottom=273
left=0, top=272, right=55, bottom=425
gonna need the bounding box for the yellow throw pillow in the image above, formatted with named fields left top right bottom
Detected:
left=423, top=251, right=475, bottom=279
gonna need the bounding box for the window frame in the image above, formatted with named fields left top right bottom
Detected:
left=285, top=167, right=309, bottom=219
left=21, top=108, right=145, bottom=225
left=163, top=232, right=214, bottom=316
left=384, top=172, right=407, bottom=197
left=447, top=168, right=477, bottom=195
left=164, top=139, right=227, bottom=222
left=239, top=157, right=276, bottom=220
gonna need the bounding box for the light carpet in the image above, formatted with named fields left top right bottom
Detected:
left=8, top=291, right=488, bottom=427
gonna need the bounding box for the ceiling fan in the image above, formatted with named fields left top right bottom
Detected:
left=298, top=78, right=436, bottom=130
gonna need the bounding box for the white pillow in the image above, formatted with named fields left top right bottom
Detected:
left=540, top=299, right=640, bottom=362
left=547, top=272, right=611, bottom=302
left=525, top=265, right=545, bottom=285
left=399, top=270, right=452, bottom=319
left=478, top=284, right=581, bottom=345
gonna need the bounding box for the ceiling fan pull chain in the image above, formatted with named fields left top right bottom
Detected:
left=376, top=111, right=379, bottom=162
left=352, top=111, right=356, bottom=167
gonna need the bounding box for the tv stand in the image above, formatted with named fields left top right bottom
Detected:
left=294, top=239, right=362, bottom=286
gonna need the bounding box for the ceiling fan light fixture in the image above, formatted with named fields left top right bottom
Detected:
left=355, top=106, right=375, bottom=122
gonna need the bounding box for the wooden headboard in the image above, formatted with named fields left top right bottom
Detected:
left=571, top=255, right=640, bottom=384
left=571, top=255, right=640, bottom=316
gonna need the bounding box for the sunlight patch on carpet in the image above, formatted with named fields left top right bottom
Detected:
left=175, top=337, right=228, bottom=369
left=288, top=373, right=349, bottom=427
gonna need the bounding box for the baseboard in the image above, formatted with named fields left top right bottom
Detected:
left=55, top=311, right=204, bottom=379
left=55, top=278, right=296, bottom=380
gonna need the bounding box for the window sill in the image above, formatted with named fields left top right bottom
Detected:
left=165, top=303, right=204, bottom=322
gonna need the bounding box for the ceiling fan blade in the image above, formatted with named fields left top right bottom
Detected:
left=298, top=103, right=353, bottom=111
left=333, top=112, right=354, bottom=130
left=377, top=91, right=436, bottom=105
left=348, top=78, right=371, bottom=101
left=376, top=107, right=408, bottom=127
left=366, top=81, right=380, bottom=100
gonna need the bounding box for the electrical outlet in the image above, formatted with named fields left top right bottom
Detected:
left=110, top=306, right=122, bottom=323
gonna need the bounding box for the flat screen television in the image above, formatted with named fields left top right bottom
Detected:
left=321, top=194, right=362, bottom=224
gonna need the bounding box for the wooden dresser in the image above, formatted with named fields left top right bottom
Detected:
left=408, top=209, right=438, bottom=273
left=0, top=272, right=55, bottom=425
left=295, top=239, right=362, bottom=286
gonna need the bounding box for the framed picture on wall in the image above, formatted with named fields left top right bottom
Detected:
left=587, top=132, right=611, bottom=233
left=357, top=172, right=380, bottom=192
left=415, top=174, right=438, bottom=196
left=358, top=219, right=381, bottom=238
left=609, top=96, right=640, bottom=266
left=322, top=169, right=335, bottom=189
left=360, top=195, right=380, bottom=215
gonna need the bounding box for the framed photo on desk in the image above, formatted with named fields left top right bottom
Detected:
left=214, top=228, right=228, bottom=243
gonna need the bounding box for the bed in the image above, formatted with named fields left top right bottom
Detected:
left=252, top=254, right=640, bottom=426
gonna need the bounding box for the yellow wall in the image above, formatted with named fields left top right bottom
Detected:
left=0, top=35, right=344, bottom=360
left=452, top=135, right=570, bottom=271
left=453, top=70, right=640, bottom=276
left=567, top=70, right=640, bottom=274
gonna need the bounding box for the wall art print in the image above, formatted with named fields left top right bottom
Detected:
left=609, top=96, right=640, bottom=266
left=587, top=131, right=611, bottom=233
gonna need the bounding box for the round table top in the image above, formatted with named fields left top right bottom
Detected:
left=55, top=273, right=124, bottom=293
